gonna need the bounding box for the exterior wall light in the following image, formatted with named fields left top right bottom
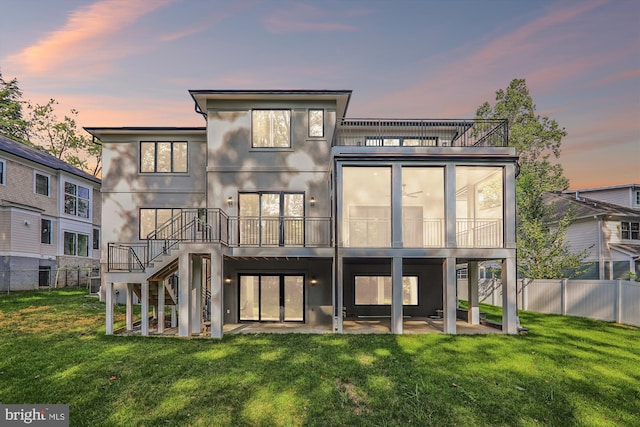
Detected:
left=224, top=276, right=232, bottom=284
left=310, top=277, right=318, bottom=285
left=310, top=197, right=315, bottom=206
left=227, top=196, right=233, bottom=207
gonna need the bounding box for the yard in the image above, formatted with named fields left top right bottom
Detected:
left=0, top=290, right=638, bottom=426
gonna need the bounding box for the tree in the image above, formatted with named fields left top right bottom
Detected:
left=27, top=98, right=101, bottom=176
left=477, top=78, right=587, bottom=279
left=0, top=69, right=29, bottom=141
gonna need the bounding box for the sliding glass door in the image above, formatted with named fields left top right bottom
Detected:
left=239, top=192, right=304, bottom=246
left=239, top=275, right=305, bottom=322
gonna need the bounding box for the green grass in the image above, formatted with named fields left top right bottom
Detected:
left=1, top=290, right=639, bottom=426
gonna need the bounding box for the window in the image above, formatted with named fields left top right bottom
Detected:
left=64, top=232, right=89, bottom=256
left=364, top=137, right=437, bottom=147
left=139, top=208, right=181, bottom=239
left=635, top=190, right=640, bottom=206
left=35, top=173, right=49, bottom=196
left=64, top=182, right=90, bottom=218
left=41, top=219, right=51, bottom=244
left=93, top=228, right=100, bottom=250
left=309, top=109, right=324, bottom=137
left=238, top=192, right=304, bottom=246
left=621, top=222, right=640, bottom=240
left=354, top=276, right=418, bottom=305
left=140, top=141, right=187, bottom=173
left=0, top=159, right=5, bottom=185
left=252, top=110, right=291, bottom=147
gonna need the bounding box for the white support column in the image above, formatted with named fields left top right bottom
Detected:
left=334, top=254, right=344, bottom=333
left=443, top=257, right=457, bottom=334
left=141, top=282, right=149, bottom=336
left=126, top=283, right=134, bottom=331
left=467, top=261, right=480, bottom=325
left=209, top=248, right=223, bottom=339
left=391, top=257, right=403, bottom=334
left=191, top=255, right=203, bottom=335
left=391, top=164, right=403, bottom=249
left=171, top=305, right=177, bottom=328
left=445, top=164, right=457, bottom=248
left=157, top=280, right=165, bottom=334
left=502, top=257, right=518, bottom=334
left=105, top=282, right=114, bottom=335
left=178, top=252, right=192, bottom=337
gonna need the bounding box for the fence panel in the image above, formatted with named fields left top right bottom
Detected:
left=565, top=280, right=616, bottom=321
left=621, top=282, right=640, bottom=326
left=523, top=280, right=562, bottom=314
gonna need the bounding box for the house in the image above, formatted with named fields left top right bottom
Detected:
left=0, top=135, right=101, bottom=290
left=545, top=192, right=640, bottom=280
left=566, top=184, right=640, bottom=211
left=85, top=89, right=519, bottom=338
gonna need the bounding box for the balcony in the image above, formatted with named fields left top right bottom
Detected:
left=333, top=119, right=508, bottom=147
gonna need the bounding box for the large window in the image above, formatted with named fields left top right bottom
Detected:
left=456, top=167, right=503, bottom=248
left=239, top=192, right=304, bottom=246
left=252, top=110, right=291, bottom=147
left=309, top=109, right=324, bottom=137
left=64, top=232, right=88, bottom=256
left=64, top=182, right=90, bottom=218
left=140, top=141, right=187, bottom=173
left=0, top=159, right=5, bottom=185
left=635, top=191, right=640, bottom=207
left=402, top=167, right=445, bottom=247
left=41, top=219, right=51, bottom=244
left=621, top=222, right=639, bottom=240
left=354, top=276, right=418, bottom=305
left=35, top=173, right=49, bottom=196
left=342, top=167, right=391, bottom=247
left=139, top=208, right=181, bottom=239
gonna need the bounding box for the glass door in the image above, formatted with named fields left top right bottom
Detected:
left=239, top=275, right=305, bottom=322
left=239, top=193, right=304, bottom=246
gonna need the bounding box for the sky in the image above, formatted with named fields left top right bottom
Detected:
left=0, top=0, right=638, bottom=189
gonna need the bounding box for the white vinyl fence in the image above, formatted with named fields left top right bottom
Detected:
left=457, top=279, right=640, bottom=327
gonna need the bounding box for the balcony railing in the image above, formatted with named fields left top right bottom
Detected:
left=227, top=216, right=332, bottom=247
left=456, top=219, right=503, bottom=248
left=333, top=118, right=508, bottom=147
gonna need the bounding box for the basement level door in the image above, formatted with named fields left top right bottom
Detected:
left=239, top=275, right=304, bottom=322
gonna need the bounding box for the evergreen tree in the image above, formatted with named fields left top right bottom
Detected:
left=0, top=70, right=29, bottom=141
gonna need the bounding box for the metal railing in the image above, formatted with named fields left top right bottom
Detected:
left=107, top=243, right=147, bottom=272
left=456, top=218, right=503, bottom=248
left=227, top=216, right=332, bottom=247
left=333, top=118, right=508, bottom=147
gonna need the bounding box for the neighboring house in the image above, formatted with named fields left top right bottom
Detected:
left=566, top=184, right=640, bottom=210
left=0, top=135, right=101, bottom=290
left=545, top=192, right=640, bottom=280
left=86, top=89, right=519, bottom=338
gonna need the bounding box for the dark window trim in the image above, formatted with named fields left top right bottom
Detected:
left=34, top=172, right=50, bottom=196
left=353, top=275, right=419, bottom=306
left=139, top=141, right=188, bottom=174
left=138, top=208, right=182, bottom=239
left=64, top=181, right=91, bottom=218
left=363, top=136, right=439, bottom=147
left=0, top=159, right=5, bottom=185
left=237, top=273, right=306, bottom=323
left=63, top=231, right=89, bottom=257
left=41, top=219, right=52, bottom=245
left=308, top=109, right=324, bottom=138
left=93, top=228, right=100, bottom=250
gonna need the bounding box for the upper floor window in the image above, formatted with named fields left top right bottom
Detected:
left=635, top=190, right=640, bottom=206
left=139, top=208, right=181, bottom=239
left=41, top=219, right=52, bottom=244
left=93, top=228, right=100, bottom=250
left=0, top=159, right=5, bottom=185
left=621, top=221, right=639, bottom=240
left=252, top=110, right=291, bottom=147
left=64, top=182, right=90, bottom=218
left=35, top=172, right=50, bottom=196
left=140, top=141, right=187, bottom=173
left=309, top=109, right=324, bottom=137
left=64, top=231, right=88, bottom=256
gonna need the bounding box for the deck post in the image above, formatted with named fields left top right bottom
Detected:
left=105, top=282, right=114, bottom=335
left=178, top=252, right=192, bottom=337
left=502, top=257, right=518, bottom=334
left=191, top=255, right=203, bottom=335
left=467, top=261, right=480, bottom=325
left=443, top=257, right=457, bottom=334
left=157, top=280, right=165, bottom=334
left=210, top=248, right=223, bottom=338
left=141, top=282, right=149, bottom=336
left=391, top=256, right=403, bottom=334
left=334, top=254, right=344, bottom=333
left=171, top=305, right=177, bottom=328
left=126, top=283, right=133, bottom=331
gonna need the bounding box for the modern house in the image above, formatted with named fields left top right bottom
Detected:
left=545, top=192, right=640, bottom=280
left=86, top=89, right=519, bottom=338
left=566, top=184, right=640, bottom=211
left=0, top=135, right=101, bottom=290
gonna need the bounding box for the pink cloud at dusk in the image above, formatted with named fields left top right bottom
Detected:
left=7, top=0, right=174, bottom=76
left=263, top=3, right=356, bottom=33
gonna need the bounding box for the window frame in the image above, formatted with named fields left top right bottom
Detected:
left=41, top=219, right=52, bottom=245
left=251, top=109, right=292, bottom=148
left=34, top=172, right=50, bottom=196
left=354, top=275, right=419, bottom=306
left=621, top=221, right=640, bottom=240
left=0, top=159, right=5, bottom=185
left=64, top=181, right=91, bottom=218
left=635, top=190, right=640, bottom=206
left=139, top=141, right=188, bottom=173
left=63, top=231, right=89, bottom=257
left=93, top=228, right=100, bottom=250
left=139, top=208, right=182, bottom=239
left=308, top=109, right=324, bottom=138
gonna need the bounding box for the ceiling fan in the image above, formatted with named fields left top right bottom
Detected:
left=403, top=184, right=423, bottom=198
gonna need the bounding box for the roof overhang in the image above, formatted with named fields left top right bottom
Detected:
left=188, top=89, right=352, bottom=120
left=84, top=127, right=206, bottom=139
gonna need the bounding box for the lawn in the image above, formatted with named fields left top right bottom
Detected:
left=0, top=290, right=638, bottom=426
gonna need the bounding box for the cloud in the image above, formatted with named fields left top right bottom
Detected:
left=263, top=3, right=356, bottom=33
left=7, top=0, right=174, bottom=75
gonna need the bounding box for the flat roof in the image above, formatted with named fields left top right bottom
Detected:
left=84, top=127, right=206, bottom=138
